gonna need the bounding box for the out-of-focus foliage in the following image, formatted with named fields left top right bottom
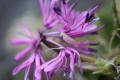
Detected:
left=98, top=1, right=113, bottom=42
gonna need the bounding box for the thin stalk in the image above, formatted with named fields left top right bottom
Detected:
left=109, top=0, right=120, bottom=50
left=113, top=0, right=120, bottom=27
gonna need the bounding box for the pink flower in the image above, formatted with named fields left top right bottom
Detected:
left=53, top=1, right=105, bottom=37
left=11, top=25, right=42, bottom=61
left=11, top=0, right=105, bottom=80
left=40, top=47, right=82, bottom=80
left=39, top=0, right=59, bottom=29
left=12, top=52, right=49, bottom=80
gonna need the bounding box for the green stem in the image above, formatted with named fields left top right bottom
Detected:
left=113, top=0, right=120, bottom=27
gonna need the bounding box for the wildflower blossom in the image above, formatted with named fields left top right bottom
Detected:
left=40, top=47, right=82, bottom=80
left=12, top=52, right=49, bottom=80
left=53, top=1, right=105, bottom=38
left=11, top=0, right=105, bottom=80
left=11, top=25, right=50, bottom=79
left=11, top=25, right=42, bottom=61
left=39, top=0, right=59, bottom=29
left=11, top=25, right=63, bottom=80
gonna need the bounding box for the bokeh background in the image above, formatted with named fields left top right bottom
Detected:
left=0, top=0, right=119, bottom=80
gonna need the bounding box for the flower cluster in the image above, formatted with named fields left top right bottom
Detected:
left=11, top=0, right=105, bottom=80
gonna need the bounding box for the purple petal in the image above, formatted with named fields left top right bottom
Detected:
left=64, top=56, right=68, bottom=67
left=67, top=50, right=75, bottom=72
left=77, top=54, right=82, bottom=72
left=48, top=20, right=59, bottom=28
left=84, top=25, right=97, bottom=32
left=54, top=58, right=64, bottom=73
left=39, top=53, right=45, bottom=63
left=44, top=52, right=65, bottom=72
left=70, top=11, right=88, bottom=30
left=51, top=0, right=59, bottom=8
left=69, top=48, right=83, bottom=72
left=77, top=47, right=92, bottom=54
left=40, top=51, right=62, bottom=70
left=12, top=54, right=35, bottom=75
left=34, top=53, right=43, bottom=80
left=69, top=0, right=79, bottom=11
left=45, top=72, right=49, bottom=80
left=14, top=46, right=33, bottom=61
left=48, top=59, right=64, bottom=80
left=24, top=65, right=31, bottom=80
left=56, top=27, right=64, bottom=32
left=39, top=0, right=47, bottom=22
left=34, top=68, right=42, bottom=80
left=35, top=53, right=41, bottom=67
left=89, top=3, right=101, bottom=16
left=78, top=40, right=89, bottom=46
left=11, top=38, right=32, bottom=45
left=71, top=24, right=105, bottom=38
left=22, top=24, right=33, bottom=38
